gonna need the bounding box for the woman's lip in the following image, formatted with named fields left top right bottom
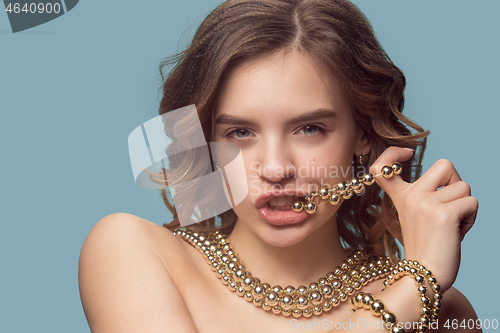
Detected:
left=255, top=190, right=309, bottom=209
left=258, top=202, right=308, bottom=226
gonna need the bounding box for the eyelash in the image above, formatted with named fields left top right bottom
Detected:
left=224, top=123, right=327, bottom=142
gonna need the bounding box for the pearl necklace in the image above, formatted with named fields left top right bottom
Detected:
left=174, top=229, right=393, bottom=318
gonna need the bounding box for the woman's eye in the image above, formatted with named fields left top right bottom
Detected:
left=234, top=129, right=250, bottom=138
left=297, top=124, right=325, bottom=137
left=225, top=128, right=252, bottom=141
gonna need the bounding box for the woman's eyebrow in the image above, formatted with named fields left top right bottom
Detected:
left=215, top=114, right=256, bottom=126
left=215, top=109, right=337, bottom=126
left=285, top=109, right=337, bottom=125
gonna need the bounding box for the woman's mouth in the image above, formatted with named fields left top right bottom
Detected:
left=258, top=196, right=308, bottom=225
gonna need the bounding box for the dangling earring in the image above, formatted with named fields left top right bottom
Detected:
left=214, top=161, right=221, bottom=170
left=358, top=154, right=368, bottom=165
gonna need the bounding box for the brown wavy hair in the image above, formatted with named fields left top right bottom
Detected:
left=155, top=0, right=429, bottom=262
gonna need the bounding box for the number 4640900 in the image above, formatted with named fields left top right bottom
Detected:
left=5, top=2, right=62, bottom=14
left=443, top=319, right=498, bottom=330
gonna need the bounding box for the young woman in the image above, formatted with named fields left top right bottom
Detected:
left=78, top=1, right=480, bottom=332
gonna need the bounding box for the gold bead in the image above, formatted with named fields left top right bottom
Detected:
left=271, top=306, right=281, bottom=315
left=272, top=285, right=282, bottom=293
left=391, top=162, right=403, bottom=175
left=242, top=276, right=254, bottom=291
left=352, top=281, right=361, bottom=290
left=303, top=309, right=313, bottom=318
left=244, top=292, right=253, bottom=301
left=418, top=285, right=427, bottom=295
left=354, top=293, right=365, bottom=305
left=371, top=300, right=386, bottom=315
left=308, top=282, right=319, bottom=290
left=323, top=301, right=332, bottom=312
left=228, top=281, right=237, bottom=291
left=330, top=193, right=341, bottom=206
left=280, top=294, right=293, bottom=310
left=304, top=193, right=316, bottom=202
left=236, top=287, right=245, bottom=296
left=391, top=325, right=406, bottom=333
left=292, top=201, right=304, bottom=212
left=313, top=306, right=323, bottom=316
left=252, top=284, right=265, bottom=300
left=362, top=293, right=374, bottom=309
left=317, top=277, right=328, bottom=286
left=421, top=307, right=431, bottom=316
left=296, top=295, right=309, bottom=310
left=420, top=316, right=430, bottom=327
left=381, top=165, right=394, bottom=178
left=363, top=173, right=375, bottom=185
left=234, top=269, right=246, bottom=280
left=262, top=302, right=271, bottom=311
left=319, top=186, right=331, bottom=199
left=297, top=285, right=307, bottom=294
left=342, top=186, right=353, bottom=199
left=305, top=202, right=317, bottom=214
left=335, top=181, right=348, bottom=195
left=321, top=285, right=333, bottom=298
left=350, top=178, right=362, bottom=191
left=285, top=285, right=295, bottom=295
left=292, top=309, right=303, bottom=318
left=282, top=309, right=292, bottom=317
left=310, top=291, right=322, bottom=305
left=227, top=261, right=239, bottom=271
left=381, top=310, right=397, bottom=324
left=420, top=296, right=430, bottom=306
left=266, top=291, right=278, bottom=306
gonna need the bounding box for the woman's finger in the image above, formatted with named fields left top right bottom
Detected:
left=414, top=159, right=462, bottom=192
left=370, top=146, right=414, bottom=199
left=432, top=181, right=471, bottom=204
left=440, top=195, right=478, bottom=240
left=457, top=197, right=479, bottom=241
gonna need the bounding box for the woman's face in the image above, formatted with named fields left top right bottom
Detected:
left=213, top=50, right=370, bottom=246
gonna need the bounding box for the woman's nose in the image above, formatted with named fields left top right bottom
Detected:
left=257, top=139, right=296, bottom=183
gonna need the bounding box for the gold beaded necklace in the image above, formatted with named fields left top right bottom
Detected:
left=174, top=229, right=395, bottom=318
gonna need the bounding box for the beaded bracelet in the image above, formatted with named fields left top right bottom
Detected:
left=382, top=260, right=442, bottom=332
left=350, top=292, right=406, bottom=333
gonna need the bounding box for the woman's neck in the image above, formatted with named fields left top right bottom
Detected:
left=227, top=217, right=349, bottom=287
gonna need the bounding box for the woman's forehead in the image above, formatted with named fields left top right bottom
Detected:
left=215, top=50, right=349, bottom=119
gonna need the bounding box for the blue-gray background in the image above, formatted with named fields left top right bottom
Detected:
left=1, top=1, right=498, bottom=332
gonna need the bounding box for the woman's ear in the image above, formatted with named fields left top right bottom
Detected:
left=354, top=128, right=371, bottom=157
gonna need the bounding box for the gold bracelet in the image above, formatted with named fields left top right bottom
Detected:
left=350, top=292, right=406, bottom=333
left=382, top=260, right=442, bottom=332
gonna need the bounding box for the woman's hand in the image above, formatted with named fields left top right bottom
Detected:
left=370, top=147, right=478, bottom=294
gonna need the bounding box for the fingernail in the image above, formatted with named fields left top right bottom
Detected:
left=403, top=148, right=415, bottom=152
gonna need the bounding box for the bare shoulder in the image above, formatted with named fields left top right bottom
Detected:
left=78, top=213, right=198, bottom=333
left=432, top=286, right=481, bottom=333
